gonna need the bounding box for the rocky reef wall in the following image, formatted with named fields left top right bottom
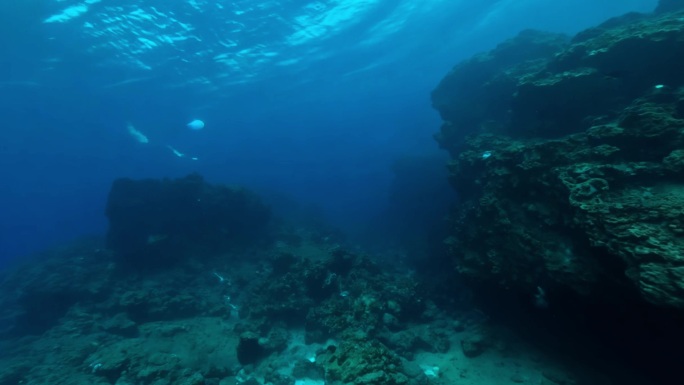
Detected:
left=432, top=10, right=684, bottom=309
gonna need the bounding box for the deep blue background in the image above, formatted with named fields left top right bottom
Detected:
left=0, top=0, right=657, bottom=262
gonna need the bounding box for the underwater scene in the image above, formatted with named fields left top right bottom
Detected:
left=1, top=0, right=684, bottom=384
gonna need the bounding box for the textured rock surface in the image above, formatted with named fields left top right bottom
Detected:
left=432, top=11, right=684, bottom=308
left=432, top=29, right=569, bottom=153
left=319, top=336, right=409, bottom=385
left=0, top=236, right=447, bottom=385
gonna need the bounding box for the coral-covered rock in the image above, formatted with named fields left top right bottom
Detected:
left=435, top=11, right=684, bottom=143
left=0, top=239, right=113, bottom=336
left=319, top=337, right=410, bottom=385
left=117, top=283, right=210, bottom=322
left=432, top=30, right=569, bottom=154
left=433, top=11, right=684, bottom=309
left=378, top=324, right=450, bottom=359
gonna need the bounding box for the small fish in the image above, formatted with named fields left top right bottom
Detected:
left=166, top=145, right=185, bottom=157
left=127, top=123, right=149, bottom=143
left=187, top=119, right=205, bottom=130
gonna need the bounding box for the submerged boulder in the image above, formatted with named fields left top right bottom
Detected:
left=105, top=173, right=271, bottom=268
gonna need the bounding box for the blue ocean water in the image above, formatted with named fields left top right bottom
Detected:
left=0, top=0, right=656, bottom=262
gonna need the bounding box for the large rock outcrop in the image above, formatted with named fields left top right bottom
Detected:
left=432, top=11, right=684, bottom=309
left=655, top=0, right=684, bottom=13
left=105, top=173, right=271, bottom=268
